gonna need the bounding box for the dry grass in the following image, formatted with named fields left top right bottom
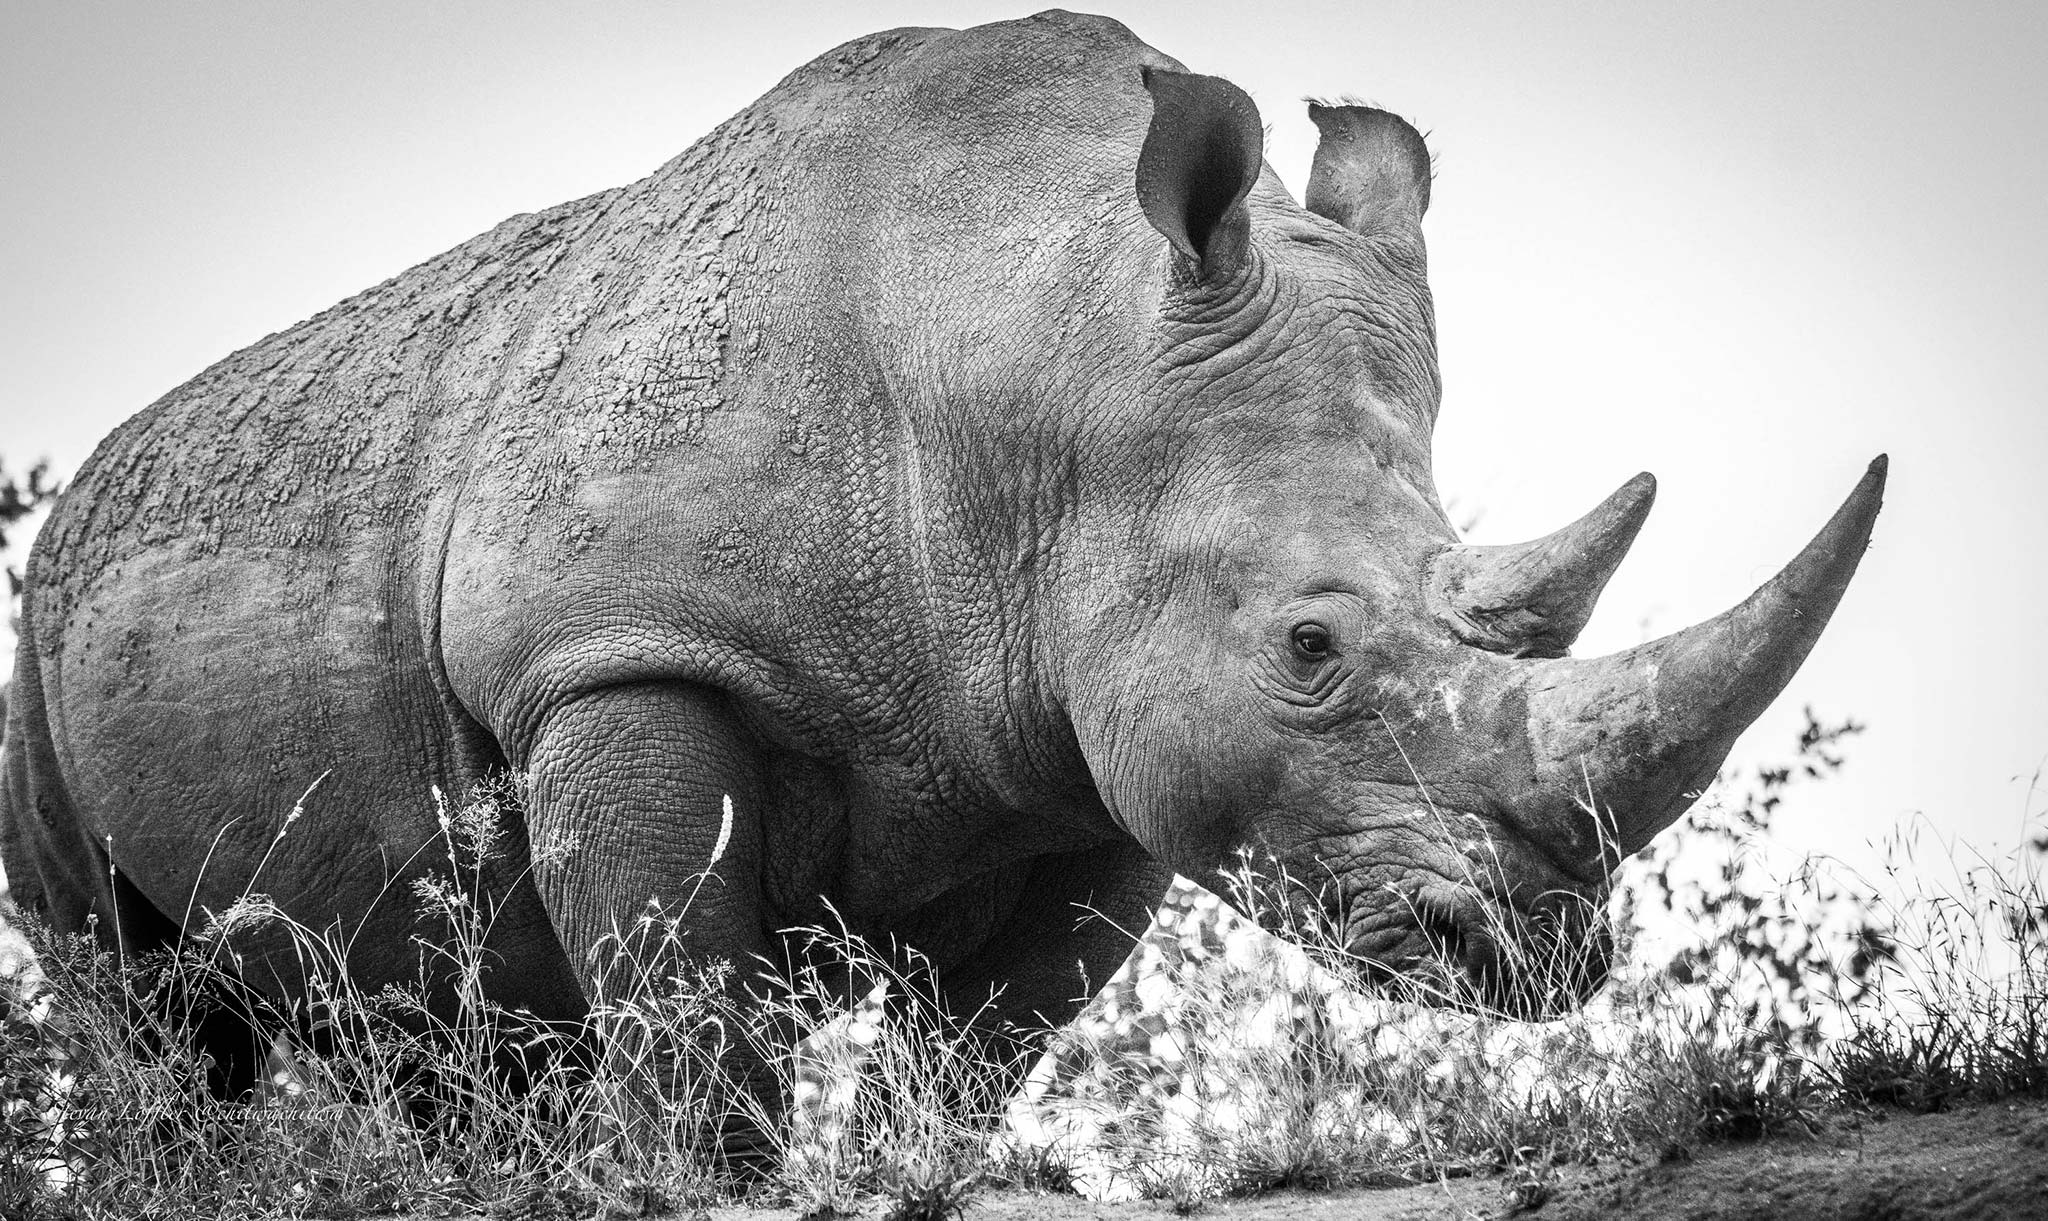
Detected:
left=2, top=719, right=2044, bottom=1218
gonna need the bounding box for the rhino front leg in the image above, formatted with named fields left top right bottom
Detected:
left=524, top=680, right=792, bottom=1161
left=524, top=681, right=775, bottom=1009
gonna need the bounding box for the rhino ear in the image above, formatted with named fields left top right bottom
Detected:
left=1137, top=66, right=1264, bottom=282
left=1304, top=102, right=1431, bottom=233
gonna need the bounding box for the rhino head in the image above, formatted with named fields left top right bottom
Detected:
left=1057, top=68, right=1884, bottom=1015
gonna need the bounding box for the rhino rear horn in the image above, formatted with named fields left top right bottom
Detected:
left=1433, top=473, right=1657, bottom=658
left=1305, top=102, right=1431, bottom=232
left=1137, top=66, right=1264, bottom=282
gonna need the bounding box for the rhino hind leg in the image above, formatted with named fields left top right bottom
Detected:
left=1, top=633, right=181, bottom=998
left=3, top=677, right=273, bottom=1097
left=2, top=619, right=97, bottom=937
left=103, top=865, right=282, bottom=1097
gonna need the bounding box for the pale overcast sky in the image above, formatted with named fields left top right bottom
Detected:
left=3, top=2, right=2043, bottom=880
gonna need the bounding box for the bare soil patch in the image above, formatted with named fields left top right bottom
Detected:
left=681, top=1099, right=2048, bottom=1221
left=1537, top=1098, right=2048, bottom=1221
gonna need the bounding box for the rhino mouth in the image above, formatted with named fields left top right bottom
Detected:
left=1344, top=886, right=1613, bottom=1020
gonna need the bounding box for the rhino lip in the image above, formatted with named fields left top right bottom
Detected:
left=1413, top=897, right=1482, bottom=981
left=1341, top=891, right=1480, bottom=980
left=1341, top=884, right=1611, bottom=1018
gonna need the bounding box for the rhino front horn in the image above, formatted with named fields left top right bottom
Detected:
left=1522, top=456, right=1888, bottom=855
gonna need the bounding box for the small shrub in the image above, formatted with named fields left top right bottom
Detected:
left=876, top=1155, right=979, bottom=1221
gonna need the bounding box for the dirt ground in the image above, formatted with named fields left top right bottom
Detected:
left=701, top=1099, right=2048, bottom=1221
left=1531, top=1099, right=2048, bottom=1221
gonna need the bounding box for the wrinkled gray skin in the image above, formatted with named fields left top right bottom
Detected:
left=1, top=12, right=1882, bottom=1042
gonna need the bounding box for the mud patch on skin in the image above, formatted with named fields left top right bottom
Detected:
left=472, top=110, right=773, bottom=551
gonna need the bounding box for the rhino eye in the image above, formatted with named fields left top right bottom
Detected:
left=1291, top=623, right=1333, bottom=661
